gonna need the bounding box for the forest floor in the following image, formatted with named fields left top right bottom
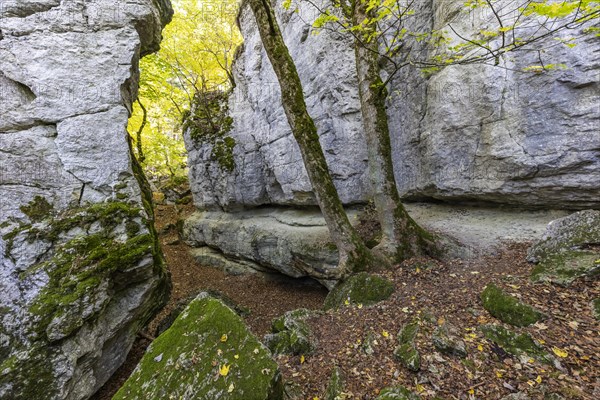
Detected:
left=93, top=204, right=599, bottom=400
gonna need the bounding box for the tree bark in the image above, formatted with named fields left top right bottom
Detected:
left=247, top=0, right=378, bottom=279
left=352, top=1, right=438, bottom=262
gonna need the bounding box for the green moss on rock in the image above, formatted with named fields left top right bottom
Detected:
left=481, top=284, right=546, bottom=327
left=375, top=386, right=419, bottom=400
left=19, top=196, right=54, bottom=223
left=531, top=251, right=600, bottom=286
left=324, top=366, right=345, bottom=400
left=323, top=272, right=394, bottom=310
left=114, top=293, right=283, bottom=400
left=264, top=309, right=317, bottom=355
left=432, top=323, right=467, bottom=358
left=393, top=320, right=420, bottom=372
left=591, top=298, right=600, bottom=320
left=480, top=325, right=554, bottom=365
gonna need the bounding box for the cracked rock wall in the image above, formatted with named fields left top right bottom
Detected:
left=186, top=0, right=599, bottom=210
left=0, top=1, right=172, bottom=399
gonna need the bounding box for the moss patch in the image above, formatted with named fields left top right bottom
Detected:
left=393, top=320, right=420, bottom=372
left=113, top=294, right=283, bottom=400
left=591, top=298, right=600, bottom=320
left=480, top=325, right=554, bottom=365
left=19, top=196, right=54, bottom=223
left=432, top=323, right=467, bottom=358
left=481, top=283, right=546, bottom=327
left=375, top=386, right=419, bottom=400
left=323, top=273, right=394, bottom=310
left=324, top=366, right=344, bottom=400
left=531, top=251, right=600, bottom=287
left=264, top=309, right=317, bottom=355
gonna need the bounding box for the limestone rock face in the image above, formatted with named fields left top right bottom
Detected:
left=186, top=0, right=599, bottom=210
left=0, top=1, right=173, bottom=399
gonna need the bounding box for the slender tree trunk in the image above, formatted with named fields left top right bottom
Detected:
left=352, top=1, right=438, bottom=262
left=247, top=0, right=378, bottom=279
left=136, top=98, right=148, bottom=163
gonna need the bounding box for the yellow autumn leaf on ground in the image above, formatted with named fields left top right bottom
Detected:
left=552, top=347, right=568, bottom=358
left=220, top=334, right=228, bottom=343
left=344, top=299, right=350, bottom=306
left=415, top=267, right=421, bottom=273
left=357, top=303, right=363, bottom=309
left=227, top=383, right=235, bottom=393
left=535, top=375, right=542, bottom=384
left=382, top=330, right=389, bottom=338
left=416, top=384, right=425, bottom=393
left=495, top=371, right=503, bottom=378
left=219, top=364, right=230, bottom=376
left=234, top=354, right=239, bottom=359
left=300, top=355, right=305, bottom=364
left=477, top=344, right=484, bottom=351
left=468, top=388, right=475, bottom=395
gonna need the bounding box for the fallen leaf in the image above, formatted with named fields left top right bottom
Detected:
left=477, top=344, right=484, bottom=352
left=219, top=364, right=230, bottom=377
left=495, top=371, right=503, bottom=378
left=568, top=321, right=579, bottom=330
left=253, top=348, right=260, bottom=354
left=227, top=383, right=235, bottom=393
left=382, top=330, right=389, bottom=338
left=535, top=375, right=542, bottom=384
left=300, top=355, right=305, bottom=364
left=220, top=334, right=228, bottom=343
left=234, top=354, right=239, bottom=359
left=552, top=347, right=568, bottom=358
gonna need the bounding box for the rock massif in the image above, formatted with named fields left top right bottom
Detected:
left=0, top=1, right=172, bottom=399
left=183, top=0, right=599, bottom=279
left=185, top=0, right=599, bottom=210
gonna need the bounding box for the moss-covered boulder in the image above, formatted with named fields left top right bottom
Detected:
left=264, top=309, right=317, bottom=355
left=375, top=386, right=419, bottom=400
left=324, top=366, right=345, bottom=400
left=114, top=293, right=283, bottom=400
left=393, top=320, right=421, bottom=372
left=323, top=273, right=394, bottom=310
left=528, top=210, right=600, bottom=286
left=432, top=322, right=467, bottom=358
left=481, top=284, right=546, bottom=327
left=480, top=325, right=555, bottom=365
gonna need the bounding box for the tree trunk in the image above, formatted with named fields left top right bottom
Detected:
left=352, top=1, right=438, bottom=262
left=247, top=0, right=378, bottom=279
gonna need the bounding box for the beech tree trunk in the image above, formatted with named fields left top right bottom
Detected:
left=247, top=0, right=378, bottom=279
left=352, top=1, right=438, bottom=262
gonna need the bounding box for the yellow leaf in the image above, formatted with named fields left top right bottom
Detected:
left=527, top=380, right=535, bottom=387
left=495, top=371, right=503, bottom=378
left=416, top=384, right=425, bottom=393
left=415, top=267, right=421, bottom=273
left=382, top=330, right=389, bottom=338
left=535, top=375, right=542, bottom=384
left=358, top=303, right=363, bottom=309
left=220, top=334, right=228, bottom=343
left=344, top=299, right=350, bottom=306
left=438, top=317, right=445, bottom=326
left=300, top=355, right=305, bottom=364
left=234, top=354, right=239, bottom=359
left=219, top=364, right=230, bottom=377
left=227, top=383, right=235, bottom=393
left=468, top=388, right=475, bottom=395
left=538, top=339, right=546, bottom=345
left=477, top=344, right=484, bottom=352
left=552, top=347, right=568, bottom=358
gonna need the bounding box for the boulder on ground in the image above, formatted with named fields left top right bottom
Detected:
left=393, top=320, right=421, bottom=372
left=481, top=284, right=546, bottom=327
left=375, top=386, right=419, bottom=400
left=113, top=293, right=283, bottom=400
left=324, top=366, right=345, bottom=400
left=528, top=210, right=600, bottom=286
left=432, top=322, right=467, bottom=358
left=323, top=273, right=394, bottom=311
left=480, top=325, right=555, bottom=366
left=264, top=309, right=317, bottom=355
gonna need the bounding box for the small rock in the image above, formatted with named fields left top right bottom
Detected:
left=375, top=386, right=419, bottom=400
left=324, top=366, right=345, bottom=400
left=480, top=324, right=555, bottom=366
left=323, top=272, right=394, bottom=311
left=264, top=309, right=317, bottom=355
left=432, top=323, right=467, bottom=358
left=481, top=283, right=546, bottom=327
left=501, top=393, right=530, bottom=400
left=393, top=320, right=420, bottom=372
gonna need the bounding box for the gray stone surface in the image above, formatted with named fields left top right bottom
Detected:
left=185, top=0, right=599, bottom=210
left=0, top=1, right=173, bottom=399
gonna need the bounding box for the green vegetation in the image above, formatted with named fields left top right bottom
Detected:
left=375, top=386, right=419, bottom=400
left=113, top=294, right=284, bottom=400
left=129, top=0, right=242, bottom=181
left=19, top=196, right=54, bottom=222
left=531, top=251, right=600, bottom=286
left=481, top=283, right=546, bottom=327
left=323, top=273, right=394, bottom=310
left=324, top=366, right=345, bottom=400
left=264, top=309, right=317, bottom=355
left=592, top=298, right=600, bottom=320
left=480, top=325, right=554, bottom=365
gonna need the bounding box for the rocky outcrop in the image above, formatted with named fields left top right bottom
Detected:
left=185, top=0, right=599, bottom=210
left=0, top=1, right=173, bottom=399
left=113, top=293, right=284, bottom=400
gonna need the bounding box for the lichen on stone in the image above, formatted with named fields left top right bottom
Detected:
left=113, top=293, right=283, bottom=400
left=432, top=322, right=467, bottom=358
left=323, top=272, right=394, bottom=310
left=481, top=283, right=546, bottom=327
left=393, top=320, right=420, bottom=372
